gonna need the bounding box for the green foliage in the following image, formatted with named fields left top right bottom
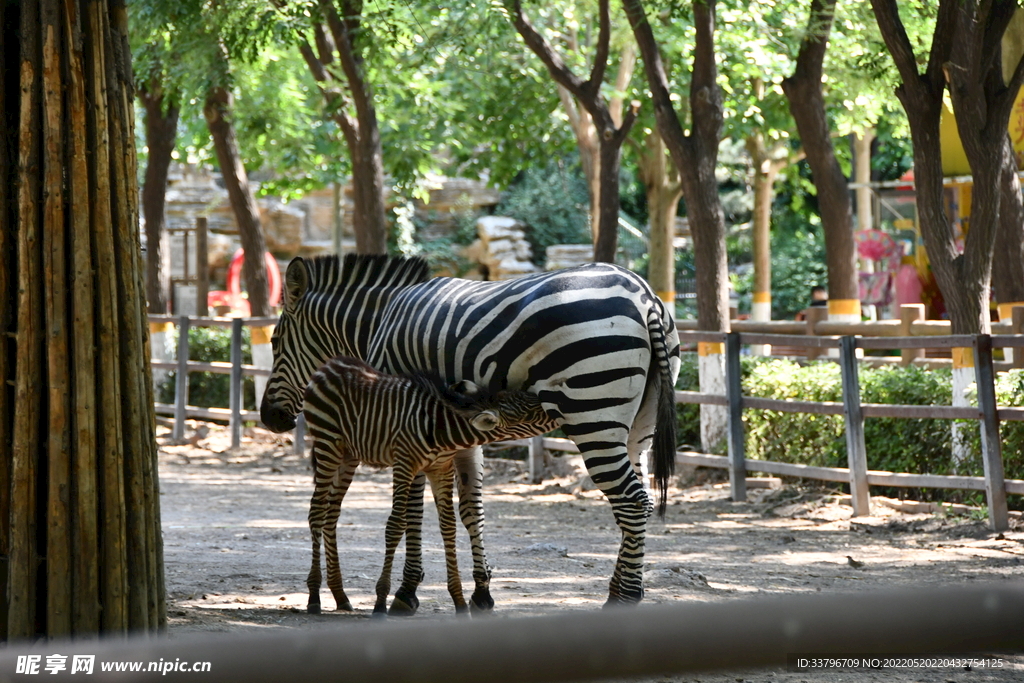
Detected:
left=733, top=224, right=828, bottom=320
left=157, top=326, right=256, bottom=413
left=495, top=160, right=591, bottom=265
left=676, top=356, right=1024, bottom=506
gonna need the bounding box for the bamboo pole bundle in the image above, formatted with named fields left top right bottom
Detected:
left=1, top=0, right=164, bottom=641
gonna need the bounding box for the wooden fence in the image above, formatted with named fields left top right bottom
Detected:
left=505, top=330, right=1024, bottom=533
left=149, top=315, right=282, bottom=450
left=149, top=315, right=1024, bottom=531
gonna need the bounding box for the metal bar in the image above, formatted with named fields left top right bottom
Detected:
left=857, top=335, right=979, bottom=349
left=860, top=404, right=979, bottom=419
left=172, top=316, right=190, bottom=440
left=725, top=332, right=746, bottom=502
left=989, top=333, right=1024, bottom=349
left=671, top=329, right=727, bottom=343
left=229, top=318, right=243, bottom=450
left=2, top=587, right=1022, bottom=682
left=974, top=335, right=1009, bottom=532
left=840, top=336, right=870, bottom=516
left=529, top=435, right=545, bottom=485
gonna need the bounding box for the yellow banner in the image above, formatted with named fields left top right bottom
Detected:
left=698, top=342, right=724, bottom=356
left=149, top=322, right=172, bottom=335
left=752, top=292, right=771, bottom=304
left=655, top=290, right=675, bottom=304
left=250, top=326, right=275, bottom=346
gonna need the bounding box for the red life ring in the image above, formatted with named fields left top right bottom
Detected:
left=226, top=249, right=282, bottom=308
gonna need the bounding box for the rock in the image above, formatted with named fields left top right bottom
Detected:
left=546, top=244, right=594, bottom=270
left=260, top=199, right=306, bottom=259
left=471, top=216, right=538, bottom=281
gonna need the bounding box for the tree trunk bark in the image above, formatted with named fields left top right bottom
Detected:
left=745, top=132, right=782, bottom=321
left=351, top=109, right=388, bottom=255
left=854, top=130, right=875, bottom=231
left=2, top=0, right=164, bottom=640
left=636, top=129, right=681, bottom=302
left=782, top=0, right=860, bottom=319
left=138, top=82, right=178, bottom=315
left=203, top=84, right=271, bottom=317
left=594, top=113, right=624, bottom=263
left=994, top=133, right=1024, bottom=311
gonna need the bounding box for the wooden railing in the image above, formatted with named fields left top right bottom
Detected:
left=505, top=330, right=1024, bottom=533
left=149, top=315, right=279, bottom=449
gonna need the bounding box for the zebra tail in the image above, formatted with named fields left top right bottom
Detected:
left=650, top=309, right=676, bottom=518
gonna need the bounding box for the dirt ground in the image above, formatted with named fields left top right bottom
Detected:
left=157, top=421, right=1024, bottom=682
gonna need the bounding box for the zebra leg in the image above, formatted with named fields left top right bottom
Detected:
left=322, top=460, right=357, bottom=612
left=424, top=462, right=468, bottom=615
left=389, top=471, right=426, bottom=617
left=306, top=438, right=341, bottom=614
left=375, top=467, right=413, bottom=617
left=565, top=423, right=650, bottom=606
left=452, top=447, right=493, bottom=614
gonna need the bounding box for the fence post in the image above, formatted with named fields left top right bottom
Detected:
left=900, top=304, right=925, bottom=366
left=529, top=435, right=546, bottom=485
left=229, top=318, right=243, bottom=450
left=839, top=336, right=870, bottom=516
left=195, top=216, right=209, bottom=317
left=1012, top=307, right=1024, bottom=370
left=725, top=332, right=746, bottom=502
left=974, top=334, right=1009, bottom=532
left=294, top=414, right=306, bottom=457
left=805, top=306, right=827, bottom=360
left=172, top=316, right=191, bottom=441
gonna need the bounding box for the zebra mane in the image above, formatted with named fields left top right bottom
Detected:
left=302, top=254, right=430, bottom=294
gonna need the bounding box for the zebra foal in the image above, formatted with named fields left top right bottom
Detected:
left=303, top=356, right=554, bottom=616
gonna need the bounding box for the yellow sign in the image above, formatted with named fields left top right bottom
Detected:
left=941, top=86, right=1024, bottom=176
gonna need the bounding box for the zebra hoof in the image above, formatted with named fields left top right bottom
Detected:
left=370, top=610, right=388, bottom=620
left=455, top=603, right=470, bottom=616
left=307, top=603, right=322, bottom=615
left=469, top=589, right=494, bottom=615
left=388, top=588, right=419, bottom=617
left=334, top=598, right=353, bottom=612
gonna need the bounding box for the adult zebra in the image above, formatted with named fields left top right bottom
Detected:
left=261, top=254, right=681, bottom=608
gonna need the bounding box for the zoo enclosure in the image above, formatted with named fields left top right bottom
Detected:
left=149, top=314, right=1024, bottom=531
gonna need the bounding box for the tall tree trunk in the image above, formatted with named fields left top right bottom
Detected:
left=634, top=128, right=681, bottom=302
left=203, top=83, right=271, bottom=317
left=994, top=134, right=1024, bottom=315
left=854, top=129, right=875, bottom=232
left=2, top=0, right=164, bottom=639
left=625, top=0, right=728, bottom=451
left=510, top=0, right=638, bottom=263
left=782, top=0, right=860, bottom=321
left=744, top=131, right=791, bottom=326
left=138, top=80, right=178, bottom=315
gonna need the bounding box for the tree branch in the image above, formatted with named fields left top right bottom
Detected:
left=321, top=0, right=371, bottom=119
left=870, top=0, right=926, bottom=88
left=508, top=0, right=588, bottom=102
left=690, top=0, right=723, bottom=143
left=609, top=43, right=637, bottom=127
left=613, top=100, right=640, bottom=145
left=587, top=0, right=611, bottom=99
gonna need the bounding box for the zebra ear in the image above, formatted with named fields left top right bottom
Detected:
left=470, top=410, right=500, bottom=431
left=285, top=258, right=309, bottom=311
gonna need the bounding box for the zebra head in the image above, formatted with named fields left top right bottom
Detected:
left=444, top=380, right=545, bottom=432
left=261, top=258, right=339, bottom=433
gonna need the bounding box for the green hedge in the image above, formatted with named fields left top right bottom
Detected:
left=156, top=326, right=257, bottom=413
left=676, top=354, right=1024, bottom=504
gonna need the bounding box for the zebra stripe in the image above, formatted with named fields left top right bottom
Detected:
left=303, top=356, right=553, bottom=615
left=262, top=254, right=680, bottom=607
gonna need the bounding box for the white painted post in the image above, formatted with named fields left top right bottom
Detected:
left=251, top=324, right=274, bottom=409
left=839, top=336, right=870, bottom=516
left=698, top=340, right=727, bottom=454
